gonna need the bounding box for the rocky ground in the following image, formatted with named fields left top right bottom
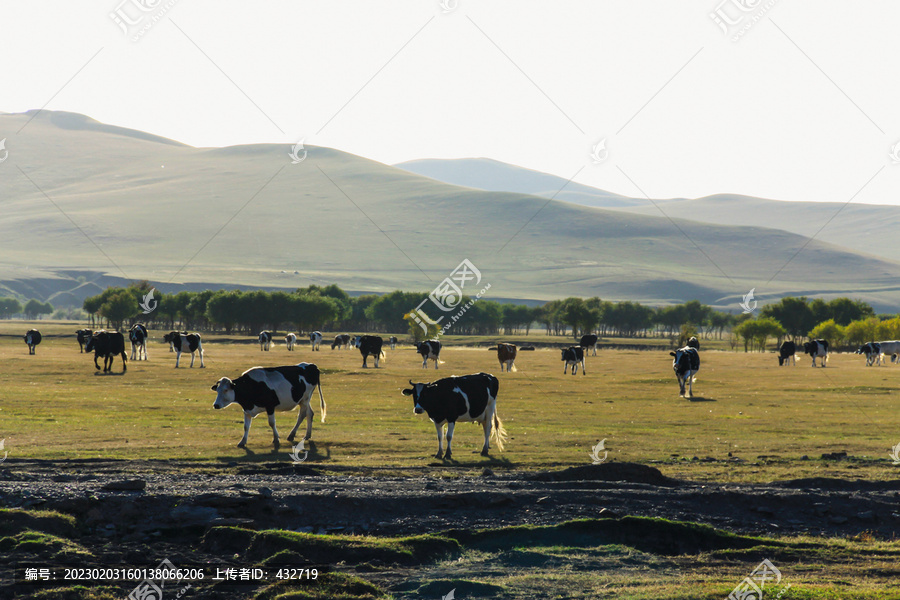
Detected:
left=2, top=459, right=899, bottom=598
left=3, top=459, right=898, bottom=540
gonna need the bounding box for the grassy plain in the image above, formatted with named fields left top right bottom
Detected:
left=1, top=321, right=898, bottom=482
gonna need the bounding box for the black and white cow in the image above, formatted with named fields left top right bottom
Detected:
left=417, top=340, right=442, bottom=369
left=778, top=340, right=796, bottom=366
left=354, top=335, right=384, bottom=368
left=579, top=334, right=599, bottom=356
left=163, top=331, right=188, bottom=352
left=76, top=329, right=92, bottom=353
left=285, top=333, right=298, bottom=351
left=876, top=341, right=900, bottom=364
left=211, top=363, right=326, bottom=448
left=129, top=323, right=148, bottom=361
left=670, top=346, right=699, bottom=398
left=856, top=342, right=882, bottom=366
left=331, top=334, right=351, bottom=350
left=686, top=336, right=700, bottom=351
left=85, top=330, right=127, bottom=373
left=561, top=346, right=585, bottom=375
left=496, top=343, right=517, bottom=372
left=389, top=336, right=398, bottom=350
left=402, top=372, right=507, bottom=460
left=803, top=339, right=829, bottom=367
left=168, top=331, right=204, bottom=368
left=309, top=331, right=323, bottom=351
left=24, top=329, right=42, bottom=355
left=259, top=331, right=273, bottom=351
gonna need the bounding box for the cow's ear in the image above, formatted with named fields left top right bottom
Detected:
left=669, top=351, right=676, bottom=357
left=401, top=388, right=413, bottom=396
left=211, top=383, right=219, bottom=391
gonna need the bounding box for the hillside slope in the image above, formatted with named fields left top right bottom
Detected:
left=2, top=111, right=899, bottom=310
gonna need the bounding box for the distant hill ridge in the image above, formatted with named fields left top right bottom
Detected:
left=1, top=110, right=898, bottom=311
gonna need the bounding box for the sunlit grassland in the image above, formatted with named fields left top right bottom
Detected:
left=0, top=321, right=898, bottom=481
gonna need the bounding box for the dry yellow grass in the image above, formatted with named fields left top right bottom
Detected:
left=1, top=321, right=898, bottom=482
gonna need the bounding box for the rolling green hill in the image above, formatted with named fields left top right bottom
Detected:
left=2, top=110, right=900, bottom=311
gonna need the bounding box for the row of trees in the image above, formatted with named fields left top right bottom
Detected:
left=0, top=297, right=54, bottom=320
left=72, top=282, right=899, bottom=348
left=732, top=297, right=892, bottom=351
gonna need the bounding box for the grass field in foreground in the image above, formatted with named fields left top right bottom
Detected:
left=1, top=322, right=899, bottom=482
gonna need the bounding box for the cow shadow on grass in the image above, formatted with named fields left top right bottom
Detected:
left=687, top=395, right=715, bottom=402
left=93, top=371, right=126, bottom=376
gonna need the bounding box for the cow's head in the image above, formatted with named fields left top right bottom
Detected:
left=352, top=336, right=361, bottom=347
left=211, top=377, right=236, bottom=409
left=84, top=335, right=97, bottom=352
left=401, top=380, right=427, bottom=413
left=856, top=344, right=868, bottom=355
left=778, top=355, right=785, bottom=366
left=803, top=341, right=815, bottom=355
left=560, top=349, right=569, bottom=361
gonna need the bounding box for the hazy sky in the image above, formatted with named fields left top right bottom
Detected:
left=3, top=1, right=900, bottom=205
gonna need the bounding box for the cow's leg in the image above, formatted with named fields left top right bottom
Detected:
left=434, top=423, right=444, bottom=459
left=237, top=413, right=252, bottom=448
left=444, top=422, right=455, bottom=460
left=434, top=357, right=439, bottom=370
left=143, top=343, right=148, bottom=361
left=93, top=354, right=101, bottom=371
left=581, top=360, right=586, bottom=375
left=121, top=351, right=127, bottom=372
left=686, top=371, right=693, bottom=398
left=362, top=355, right=368, bottom=368
left=287, top=408, right=306, bottom=443
left=374, top=354, right=380, bottom=368
left=564, top=363, right=569, bottom=374
left=481, top=416, right=492, bottom=456
left=267, top=411, right=280, bottom=447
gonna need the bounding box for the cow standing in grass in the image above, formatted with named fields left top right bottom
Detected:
left=169, top=331, right=204, bottom=368
left=402, top=372, right=506, bottom=460
left=85, top=331, right=127, bottom=373
left=24, top=330, right=42, bottom=355
left=389, top=336, right=398, bottom=350
left=580, top=334, right=599, bottom=356
left=778, top=341, right=796, bottom=366
left=561, top=346, right=585, bottom=375
left=331, top=334, right=351, bottom=350
left=211, top=363, right=326, bottom=448
left=496, top=343, right=517, bottom=372
left=309, top=331, right=323, bottom=351
left=671, top=346, right=699, bottom=398
left=354, top=335, right=384, bottom=368
left=856, top=342, right=882, bottom=366
left=804, top=339, right=828, bottom=367
left=259, top=331, right=273, bottom=351
left=417, top=340, right=442, bottom=369
left=129, top=324, right=148, bottom=361
left=76, top=329, right=92, bottom=353
left=285, top=333, right=298, bottom=351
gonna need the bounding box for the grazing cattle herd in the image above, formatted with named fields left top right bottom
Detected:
left=15, top=323, right=899, bottom=458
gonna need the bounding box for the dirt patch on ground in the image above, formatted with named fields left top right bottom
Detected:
left=2, top=459, right=900, bottom=598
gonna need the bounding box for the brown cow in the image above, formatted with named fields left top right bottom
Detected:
left=496, top=343, right=517, bottom=372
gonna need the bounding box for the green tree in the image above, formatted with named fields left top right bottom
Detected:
left=0, top=297, right=23, bottom=319
left=760, top=296, right=815, bottom=339
left=809, top=319, right=845, bottom=345
left=99, top=290, right=136, bottom=331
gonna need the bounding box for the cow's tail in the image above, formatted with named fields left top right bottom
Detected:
left=317, top=382, right=327, bottom=423
left=509, top=363, right=517, bottom=373
left=380, top=350, right=386, bottom=363
left=491, top=411, right=508, bottom=452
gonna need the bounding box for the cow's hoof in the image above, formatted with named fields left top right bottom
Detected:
left=481, top=450, right=489, bottom=457
left=434, top=452, right=443, bottom=459
left=237, top=442, right=246, bottom=448
left=286, top=435, right=295, bottom=443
